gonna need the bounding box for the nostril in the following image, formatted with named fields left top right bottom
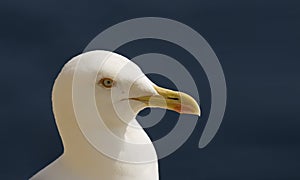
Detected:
left=167, top=97, right=179, bottom=100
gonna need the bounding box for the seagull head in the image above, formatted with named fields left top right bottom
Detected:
left=54, top=50, right=200, bottom=129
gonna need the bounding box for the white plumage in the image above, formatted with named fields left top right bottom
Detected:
left=31, top=50, right=200, bottom=180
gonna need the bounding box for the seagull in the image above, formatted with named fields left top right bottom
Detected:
left=30, top=50, right=200, bottom=180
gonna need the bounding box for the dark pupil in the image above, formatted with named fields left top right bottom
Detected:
left=105, top=80, right=111, bottom=85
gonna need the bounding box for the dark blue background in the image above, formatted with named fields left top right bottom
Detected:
left=1, top=0, right=299, bottom=179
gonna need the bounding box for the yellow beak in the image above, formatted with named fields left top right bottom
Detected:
left=130, top=86, right=201, bottom=116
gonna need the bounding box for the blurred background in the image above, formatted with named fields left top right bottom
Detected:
left=1, top=0, right=299, bottom=179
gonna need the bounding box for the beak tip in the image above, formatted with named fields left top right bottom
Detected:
left=197, top=106, right=201, bottom=117
left=180, top=104, right=201, bottom=117
left=197, top=111, right=201, bottom=117
left=194, top=107, right=201, bottom=117
left=185, top=99, right=201, bottom=117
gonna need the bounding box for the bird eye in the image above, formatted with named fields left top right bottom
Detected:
left=99, top=78, right=114, bottom=88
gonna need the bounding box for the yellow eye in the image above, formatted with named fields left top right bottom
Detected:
left=99, top=78, right=114, bottom=88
